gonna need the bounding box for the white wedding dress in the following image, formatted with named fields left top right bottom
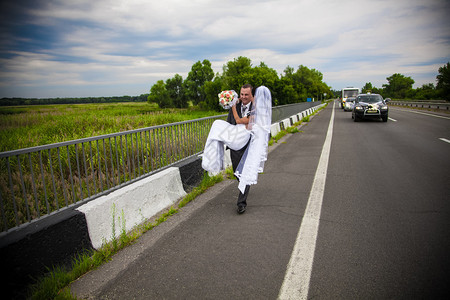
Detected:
left=202, top=86, right=272, bottom=193
left=201, top=120, right=251, bottom=176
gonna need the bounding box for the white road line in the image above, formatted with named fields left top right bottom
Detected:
left=439, top=138, right=450, bottom=144
left=278, top=101, right=335, bottom=300
left=388, top=117, right=397, bottom=122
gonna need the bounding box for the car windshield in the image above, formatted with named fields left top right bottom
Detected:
left=357, top=95, right=382, bottom=103
left=344, top=90, right=359, bottom=97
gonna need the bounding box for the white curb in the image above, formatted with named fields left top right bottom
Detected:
left=77, top=167, right=186, bottom=249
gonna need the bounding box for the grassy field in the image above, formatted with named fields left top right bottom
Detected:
left=0, top=102, right=224, bottom=152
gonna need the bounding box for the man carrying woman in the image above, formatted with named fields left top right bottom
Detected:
left=202, top=84, right=272, bottom=214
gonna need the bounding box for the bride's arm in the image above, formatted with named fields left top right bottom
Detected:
left=232, top=104, right=249, bottom=125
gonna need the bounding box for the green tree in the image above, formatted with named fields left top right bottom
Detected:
left=281, top=83, right=298, bottom=105
left=166, top=74, right=187, bottom=108
left=415, top=83, right=438, bottom=100
left=382, top=73, right=415, bottom=99
left=330, top=89, right=341, bottom=98
left=251, top=62, right=279, bottom=87
left=184, top=59, right=215, bottom=105
left=148, top=80, right=171, bottom=108
left=436, top=62, right=450, bottom=100
left=221, top=56, right=253, bottom=91
left=251, top=62, right=280, bottom=100
left=293, top=65, right=313, bottom=101
left=138, top=93, right=150, bottom=102
left=362, top=82, right=383, bottom=95
left=203, top=77, right=224, bottom=111
left=362, top=82, right=374, bottom=93
left=280, top=66, right=300, bottom=103
left=142, top=57, right=333, bottom=109
left=281, top=65, right=331, bottom=102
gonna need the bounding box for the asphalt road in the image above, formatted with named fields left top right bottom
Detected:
left=70, top=101, right=450, bottom=299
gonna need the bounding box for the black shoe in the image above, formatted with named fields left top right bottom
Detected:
left=237, top=205, right=246, bottom=214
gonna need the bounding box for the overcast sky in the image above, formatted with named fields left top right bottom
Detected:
left=0, top=0, right=449, bottom=98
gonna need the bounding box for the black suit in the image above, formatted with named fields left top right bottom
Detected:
left=226, top=102, right=252, bottom=208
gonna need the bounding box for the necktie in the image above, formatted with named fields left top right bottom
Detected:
left=241, top=105, right=247, bottom=117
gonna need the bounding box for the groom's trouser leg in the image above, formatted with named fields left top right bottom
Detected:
left=237, top=185, right=250, bottom=207
left=230, top=142, right=251, bottom=207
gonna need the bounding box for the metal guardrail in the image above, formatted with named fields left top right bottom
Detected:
left=271, top=101, right=321, bottom=122
left=389, top=100, right=450, bottom=110
left=0, top=115, right=225, bottom=233
left=0, top=101, right=322, bottom=233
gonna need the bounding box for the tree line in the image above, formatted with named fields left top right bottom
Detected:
left=357, top=62, right=449, bottom=101
left=148, top=56, right=333, bottom=111
left=0, top=94, right=149, bottom=106
left=2, top=60, right=447, bottom=108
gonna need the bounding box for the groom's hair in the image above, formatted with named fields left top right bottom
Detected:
left=241, top=83, right=255, bottom=96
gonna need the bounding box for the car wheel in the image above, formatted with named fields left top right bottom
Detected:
left=354, top=114, right=359, bottom=122
left=382, top=116, right=388, bottom=122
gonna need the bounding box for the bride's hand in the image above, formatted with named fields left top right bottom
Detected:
left=230, top=96, right=239, bottom=108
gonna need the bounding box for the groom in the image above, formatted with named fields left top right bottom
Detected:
left=226, top=83, right=254, bottom=214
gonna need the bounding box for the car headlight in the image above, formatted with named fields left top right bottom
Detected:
left=381, top=105, right=388, bottom=110
left=355, top=106, right=364, bottom=110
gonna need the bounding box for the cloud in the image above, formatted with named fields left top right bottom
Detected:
left=0, top=0, right=449, bottom=98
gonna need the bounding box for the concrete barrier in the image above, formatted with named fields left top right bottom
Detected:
left=77, top=167, right=187, bottom=249
left=270, top=105, right=321, bottom=137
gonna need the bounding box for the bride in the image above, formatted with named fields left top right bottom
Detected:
left=201, top=86, right=272, bottom=193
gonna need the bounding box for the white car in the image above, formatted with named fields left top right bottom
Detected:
left=343, top=97, right=356, bottom=111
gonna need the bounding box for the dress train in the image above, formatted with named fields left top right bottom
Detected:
left=201, top=120, right=250, bottom=175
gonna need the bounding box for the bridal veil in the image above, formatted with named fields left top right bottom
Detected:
left=235, top=86, right=272, bottom=193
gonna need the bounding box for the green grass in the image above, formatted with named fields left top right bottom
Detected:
left=0, top=102, right=223, bottom=152
left=178, top=172, right=224, bottom=208
left=225, top=166, right=236, bottom=179
left=301, top=115, right=310, bottom=122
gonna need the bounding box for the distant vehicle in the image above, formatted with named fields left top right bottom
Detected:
left=341, top=87, right=360, bottom=108
left=352, top=93, right=389, bottom=122
left=343, top=97, right=356, bottom=111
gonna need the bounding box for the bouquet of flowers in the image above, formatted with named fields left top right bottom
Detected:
left=218, top=90, right=238, bottom=109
